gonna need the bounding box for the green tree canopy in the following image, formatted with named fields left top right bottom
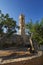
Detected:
left=0, top=10, right=16, bottom=36
left=26, top=19, right=43, bottom=45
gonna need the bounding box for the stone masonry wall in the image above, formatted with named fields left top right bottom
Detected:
left=0, top=34, right=30, bottom=48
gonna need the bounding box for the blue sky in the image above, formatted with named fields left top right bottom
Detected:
left=0, top=0, right=43, bottom=24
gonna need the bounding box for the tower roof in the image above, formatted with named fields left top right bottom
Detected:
left=19, top=14, right=25, bottom=19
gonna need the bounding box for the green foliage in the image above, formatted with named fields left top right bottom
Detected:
left=26, top=19, right=43, bottom=45
left=0, top=10, right=16, bottom=35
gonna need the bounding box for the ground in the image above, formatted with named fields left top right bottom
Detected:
left=0, top=47, right=43, bottom=65
left=0, top=47, right=31, bottom=59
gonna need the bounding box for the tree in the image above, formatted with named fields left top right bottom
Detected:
left=0, top=10, right=16, bottom=36
left=26, top=19, right=43, bottom=45
left=26, top=19, right=33, bottom=31
left=0, top=10, right=4, bottom=35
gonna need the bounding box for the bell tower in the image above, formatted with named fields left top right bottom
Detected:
left=19, top=14, right=25, bottom=36
left=18, top=14, right=34, bottom=51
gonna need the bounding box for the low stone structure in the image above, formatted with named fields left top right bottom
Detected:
left=40, top=45, right=43, bottom=50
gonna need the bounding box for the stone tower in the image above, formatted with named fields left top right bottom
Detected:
left=19, top=14, right=25, bottom=36
left=18, top=14, right=34, bottom=50
left=18, top=14, right=26, bottom=43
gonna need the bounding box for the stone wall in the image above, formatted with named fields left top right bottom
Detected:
left=0, top=34, right=30, bottom=48
left=40, top=45, right=43, bottom=51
